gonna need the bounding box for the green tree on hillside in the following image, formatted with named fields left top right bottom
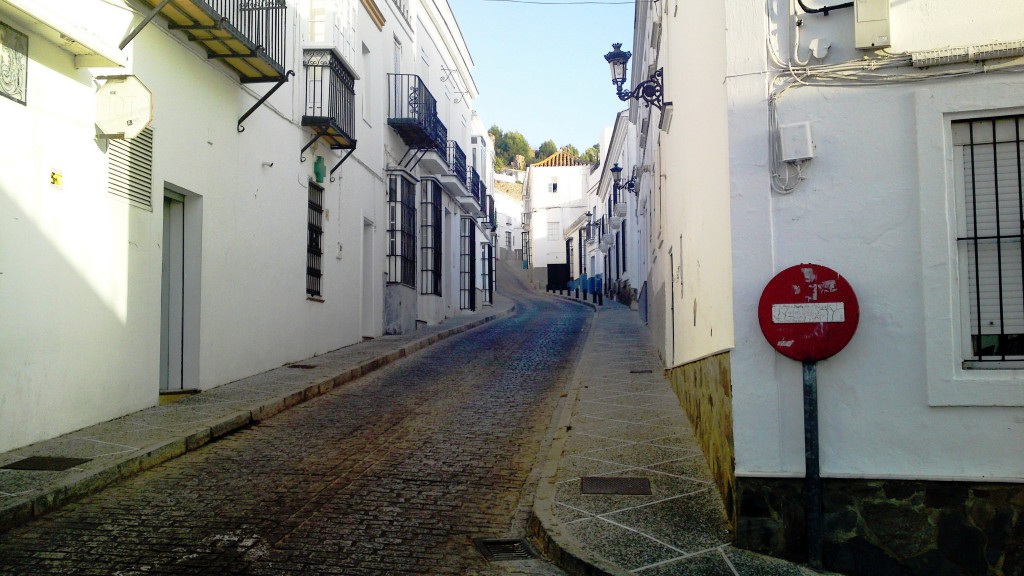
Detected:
left=537, top=140, right=558, bottom=160
left=582, top=144, right=600, bottom=165
left=489, top=125, right=535, bottom=169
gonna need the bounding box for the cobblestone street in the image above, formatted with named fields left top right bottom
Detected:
left=0, top=271, right=587, bottom=575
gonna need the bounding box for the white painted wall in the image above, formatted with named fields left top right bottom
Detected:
left=0, top=0, right=490, bottom=452
left=724, top=0, right=1024, bottom=481
left=0, top=28, right=158, bottom=452
left=654, top=0, right=734, bottom=368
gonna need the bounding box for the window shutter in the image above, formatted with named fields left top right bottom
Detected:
left=955, top=117, right=1024, bottom=357
left=107, top=127, right=154, bottom=211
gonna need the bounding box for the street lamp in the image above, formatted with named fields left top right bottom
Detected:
left=603, top=43, right=668, bottom=111
left=611, top=162, right=637, bottom=195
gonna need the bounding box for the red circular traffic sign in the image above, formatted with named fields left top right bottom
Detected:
left=758, top=264, right=859, bottom=362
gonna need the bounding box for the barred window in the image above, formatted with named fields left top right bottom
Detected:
left=387, top=175, right=416, bottom=287
left=460, top=217, right=476, bottom=310
left=621, top=219, right=627, bottom=272
left=307, top=181, right=324, bottom=297
left=953, top=115, right=1024, bottom=366
left=480, top=242, right=492, bottom=305
left=420, top=179, right=442, bottom=295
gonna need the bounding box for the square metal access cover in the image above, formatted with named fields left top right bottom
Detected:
left=580, top=476, right=652, bottom=495
left=1, top=456, right=92, bottom=471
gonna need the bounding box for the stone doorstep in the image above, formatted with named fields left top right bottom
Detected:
left=0, top=303, right=516, bottom=533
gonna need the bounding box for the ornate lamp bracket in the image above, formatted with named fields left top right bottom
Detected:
left=617, top=68, right=666, bottom=111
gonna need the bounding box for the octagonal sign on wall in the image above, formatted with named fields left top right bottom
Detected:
left=96, top=75, right=153, bottom=139
left=757, top=263, right=859, bottom=362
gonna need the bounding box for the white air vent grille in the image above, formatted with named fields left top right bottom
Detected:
left=107, top=126, right=153, bottom=211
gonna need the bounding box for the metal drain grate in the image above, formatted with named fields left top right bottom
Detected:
left=473, top=538, right=535, bottom=562
left=629, top=369, right=654, bottom=374
left=1, top=457, right=92, bottom=471
left=580, top=476, right=652, bottom=495
left=288, top=364, right=318, bottom=369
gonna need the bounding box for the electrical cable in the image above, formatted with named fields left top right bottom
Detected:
left=796, top=0, right=852, bottom=16
left=763, top=0, right=1024, bottom=195
left=791, top=7, right=810, bottom=66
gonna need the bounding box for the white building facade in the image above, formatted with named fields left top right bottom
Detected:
left=617, top=0, right=1024, bottom=572
left=522, top=150, right=591, bottom=290
left=491, top=175, right=524, bottom=262
left=0, top=0, right=494, bottom=453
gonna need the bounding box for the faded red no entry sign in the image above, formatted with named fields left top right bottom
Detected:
left=758, top=264, right=859, bottom=362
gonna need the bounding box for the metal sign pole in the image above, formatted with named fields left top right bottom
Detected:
left=759, top=264, right=859, bottom=571
left=803, top=360, right=822, bottom=568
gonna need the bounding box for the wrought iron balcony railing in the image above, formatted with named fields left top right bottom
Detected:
left=447, top=141, right=467, bottom=183
left=387, top=74, right=446, bottom=150
left=431, top=116, right=448, bottom=159
left=302, top=49, right=356, bottom=149
left=467, top=168, right=481, bottom=207
left=136, top=0, right=288, bottom=82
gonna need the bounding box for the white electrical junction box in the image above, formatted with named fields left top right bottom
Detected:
left=855, top=0, right=890, bottom=49
left=779, top=122, right=814, bottom=163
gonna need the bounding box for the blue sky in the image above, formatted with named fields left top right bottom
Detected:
left=447, top=0, right=635, bottom=153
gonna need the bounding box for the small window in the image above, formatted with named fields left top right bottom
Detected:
left=307, top=181, right=325, bottom=297
left=547, top=221, right=560, bottom=238
left=548, top=180, right=558, bottom=193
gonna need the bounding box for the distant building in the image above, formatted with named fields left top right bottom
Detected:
left=521, top=150, right=592, bottom=290
left=492, top=178, right=524, bottom=262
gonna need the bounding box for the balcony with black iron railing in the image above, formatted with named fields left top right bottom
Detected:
left=135, top=0, right=288, bottom=82
left=447, top=141, right=468, bottom=184
left=387, top=73, right=447, bottom=151
left=479, top=183, right=489, bottom=217
left=302, top=49, right=356, bottom=150
left=468, top=168, right=481, bottom=204
left=430, top=116, right=448, bottom=159
left=456, top=167, right=485, bottom=218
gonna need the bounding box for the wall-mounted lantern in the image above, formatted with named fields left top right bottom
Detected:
left=603, top=43, right=668, bottom=111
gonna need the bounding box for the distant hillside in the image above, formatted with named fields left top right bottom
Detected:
left=488, top=125, right=599, bottom=171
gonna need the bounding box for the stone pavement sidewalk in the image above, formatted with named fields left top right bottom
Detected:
left=528, top=296, right=829, bottom=576
left=0, top=296, right=516, bottom=533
